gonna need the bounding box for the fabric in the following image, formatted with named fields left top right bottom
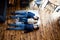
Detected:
left=8, top=23, right=25, bottom=30
left=27, top=12, right=35, bottom=18
left=10, top=16, right=28, bottom=23
left=11, top=11, right=35, bottom=18
left=19, top=18, right=28, bottom=24
left=24, top=24, right=34, bottom=32
left=10, top=11, right=35, bottom=24
left=10, top=15, right=27, bottom=19
left=8, top=23, right=34, bottom=31
left=8, top=11, right=37, bottom=32
left=35, top=0, right=42, bottom=7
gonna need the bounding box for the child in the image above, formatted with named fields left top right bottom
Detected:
left=10, top=11, right=39, bottom=20
left=7, top=23, right=39, bottom=33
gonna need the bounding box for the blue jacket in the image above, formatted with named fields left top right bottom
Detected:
left=24, top=24, right=34, bottom=33
left=19, top=18, right=28, bottom=24
left=7, top=24, right=34, bottom=33
left=27, top=12, right=35, bottom=18
left=10, top=12, right=35, bottom=23
left=12, top=11, right=35, bottom=18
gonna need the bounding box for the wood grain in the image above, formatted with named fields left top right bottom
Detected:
left=0, top=0, right=60, bottom=40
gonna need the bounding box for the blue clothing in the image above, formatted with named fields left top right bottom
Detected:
left=10, top=15, right=27, bottom=18
left=8, top=24, right=34, bottom=32
left=11, top=11, right=35, bottom=18
left=35, top=0, right=42, bottom=4
left=19, top=18, right=27, bottom=24
left=56, top=8, right=60, bottom=12
left=35, top=0, right=42, bottom=2
left=8, top=24, right=25, bottom=30
left=35, top=0, right=42, bottom=7
left=27, top=12, right=35, bottom=18
left=14, top=11, right=27, bottom=15
left=10, top=12, right=35, bottom=24
left=10, top=16, right=28, bottom=23
left=24, top=24, right=34, bottom=32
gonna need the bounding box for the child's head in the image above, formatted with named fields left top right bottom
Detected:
left=33, top=25, right=39, bottom=30
left=34, top=16, right=39, bottom=20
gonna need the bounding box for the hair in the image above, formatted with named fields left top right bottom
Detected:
left=34, top=26, right=39, bottom=30
left=57, top=17, right=60, bottom=26
left=34, top=16, right=39, bottom=20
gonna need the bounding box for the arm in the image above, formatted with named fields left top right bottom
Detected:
left=11, top=10, right=27, bottom=15
left=27, top=12, right=35, bottom=18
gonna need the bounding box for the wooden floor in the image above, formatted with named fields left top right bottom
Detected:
left=0, top=0, right=60, bottom=40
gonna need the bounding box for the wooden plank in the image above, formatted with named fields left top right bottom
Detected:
left=0, top=0, right=60, bottom=40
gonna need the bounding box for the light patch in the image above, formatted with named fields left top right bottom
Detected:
left=51, top=12, right=60, bottom=21
left=49, top=0, right=60, bottom=5
left=51, top=6, right=60, bottom=22
left=41, top=0, right=48, bottom=10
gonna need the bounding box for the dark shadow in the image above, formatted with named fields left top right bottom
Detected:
left=0, top=0, right=7, bottom=23
left=20, top=0, right=33, bottom=8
